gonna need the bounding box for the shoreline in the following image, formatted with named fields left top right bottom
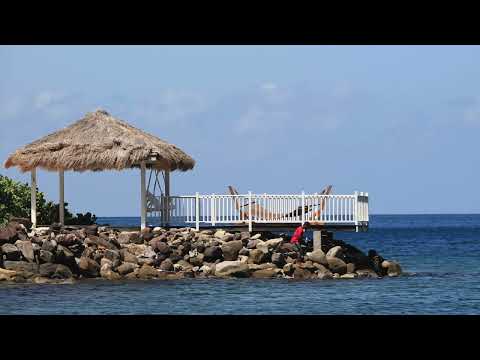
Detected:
left=0, top=220, right=402, bottom=284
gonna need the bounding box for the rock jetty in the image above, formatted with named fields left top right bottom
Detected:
left=0, top=220, right=402, bottom=284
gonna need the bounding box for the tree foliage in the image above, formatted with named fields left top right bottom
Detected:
left=0, top=174, right=96, bottom=226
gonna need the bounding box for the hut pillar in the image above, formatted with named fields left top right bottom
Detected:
left=59, top=170, right=64, bottom=226
left=31, top=168, right=37, bottom=228
left=164, top=170, right=170, bottom=225
left=140, top=161, right=147, bottom=230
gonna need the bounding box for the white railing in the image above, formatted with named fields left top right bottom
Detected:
left=147, top=192, right=369, bottom=231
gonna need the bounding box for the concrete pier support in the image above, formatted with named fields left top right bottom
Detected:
left=313, top=231, right=322, bottom=251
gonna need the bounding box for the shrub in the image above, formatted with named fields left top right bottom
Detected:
left=0, top=174, right=96, bottom=226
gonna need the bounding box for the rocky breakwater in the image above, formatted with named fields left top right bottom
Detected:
left=0, top=220, right=402, bottom=284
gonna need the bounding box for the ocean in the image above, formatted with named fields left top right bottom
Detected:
left=1, top=214, right=479, bottom=314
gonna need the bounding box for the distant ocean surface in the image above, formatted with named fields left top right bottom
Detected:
left=1, top=214, right=480, bottom=314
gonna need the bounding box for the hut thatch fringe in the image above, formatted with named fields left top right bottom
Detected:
left=4, top=109, right=195, bottom=172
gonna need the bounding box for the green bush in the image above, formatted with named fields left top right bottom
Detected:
left=0, top=174, right=96, bottom=226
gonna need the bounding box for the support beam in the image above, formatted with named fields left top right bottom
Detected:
left=313, top=230, right=322, bottom=251
left=31, top=168, right=37, bottom=229
left=140, top=161, right=147, bottom=230
left=59, top=170, right=64, bottom=226
left=164, top=170, right=170, bottom=225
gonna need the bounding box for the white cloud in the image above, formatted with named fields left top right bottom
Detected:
left=33, top=90, right=67, bottom=110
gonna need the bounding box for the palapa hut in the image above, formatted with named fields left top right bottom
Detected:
left=4, top=109, right=195, bottom=229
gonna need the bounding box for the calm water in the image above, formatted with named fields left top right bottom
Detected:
left=1, top=214, right=480, bottom=314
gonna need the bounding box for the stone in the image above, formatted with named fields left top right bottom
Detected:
left=126, top=244, right=148, bottom=256
left=0, top=222, right=20, bottom=244
left=53, top=264, right=73, bottom=279
left=78, top=257, right=100, bottom=277
left=56, top=233, right=77, bottom=247
left=85, top=235, right=119, bottom=250
left=264, top=238, right=283, bottom=249
left=283, top=263, right=295, bottom=276
left=137, top=264, right=158, bottom=279
left=356, top=269, right=380, bottom=278
left=104, top=249, right=121, bottom=262
left=305, top=249, right=328, bottom=266
left=214, top=230, right=226, bottom=239
left=221, top=234, right=234, bottom=242
left=346, top=263, right=356, bottom=274
left=238, top=248, right=250, bottom=256
left=116, top=262, right=137, bottom=275
left=250, top=234, right=262, bottom=240
left=2, top=243, right=21, bottom=261
left=248, top=263, right=277, bottom=271
left=221, top=240, right=243, bottom=261
left=278, top=242, right=296, bottom=253
left=326, top=246, right=343, bottom=259
left=39, top=263, right=59, bottom=278
left=55, top=245, right=76, bottom=268
left=326, top=257, right=347, bottom=275
left=251, top=268, right=279, bottom=278
left=256, top=241, right=269, bottom=254
left=317, top=269, right=334, bottom=280
left=41, top=239, right=56, bottom=253
left=100, top=258, right=113, bottom=268
left=0, top=267, right=17, bottom=281
left=151, top=240, right=171, bottom=255
left=214, top=261, right=250, bottom=277
left=248, top=249, right=268, bottom=264
left=120, top=249, right=138, bottom=264
left=203, top=246, right=223, bottom=262
left=32, top=276, right=51, bottom=284
left=293, top=267, right=311, bottom=280
left=39, top=250, right=55, bottom=264
left=174, top=260, right=193, bottom=272
left=84, top=225, right=98, bottom=236
left=240, top=231, right=250, bottom=241
left=3, top=261, right=38, bottom=273
left=340, top=273, right=356, bottom=279
left=199, top=265, right=212, bottom=275
left=159, top=258, right=174, bottom=271
left=189, top=253, right=204, bottom=267
left=246, top=240, right=259, bottom=249
left=15, top=240, right=35, bottom=262
left=300, top=260, right=317, bottom=271
left=191, top=241, right=206, bottom=253
left=271, top=252, right=286, bottom=267
left=382, top=260, right=402, bottom=277
left=118, top=231, right=141, bottom=245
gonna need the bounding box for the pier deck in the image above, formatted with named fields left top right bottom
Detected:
left=147, top=192, right=369, bottom=232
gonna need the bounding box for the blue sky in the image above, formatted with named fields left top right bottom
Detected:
left=1, top=45, right=479, bottom=215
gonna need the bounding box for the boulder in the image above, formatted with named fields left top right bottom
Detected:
left=346, top=263, right=356, bottom=274
left=3, top=261, right=38, bottom=273
left=382, top=260, right=402, bottom=277
left=39, top=250, right=55, bottom=264
left=85, top=235, right=119, bottom=250
left=214, top=230, right=226, bottom=239
left=52, top=264, right=73, bottom=279
left=240, top=231, right=250, bottom=241
left=271, top=252, right=286, bottom=267
left=41, top=239, right=57, bottom=253
left=137, top=264, right=159, bottom=279
left=248, top=263, right=277, bottom=271
left=118, top=231, right=141, bottom=245
left=159, top=258, right=174, bottom=271
left=0, top=268, right=17, bottom=281
left=278, top=242, right=296, bottom=253
left=1, top=243, right=21, bottom=261
left=326, top=257, right=347, bottom=275
left=126, top=244, right=148, bottom=256
left=214, top=261, right=250, bottom=277
left=191, top=241, right=206, bottom=253
left=264, top=238, right=283, bottom=249
left=120, top=249, right=138, bottom=264
left=251, top=268, right=279, bottom=278
left=256, top=241, right=269, bottom=254
left=293, top=267, right=311, bottom=280
left=248, top=249, right=268, bottom=264
left=15, top=240, right=35, bottom=262
left=317, top=269, right=334, bottom=280
left=356, top=269, right=380, bottom=278
left=55, top=245, right=76, bottom=268
left=39, top=263, right=59, bottom=278
left=238, top=248, right=250, bottom=256
left=283, top=263, right=294, bottom=276
left=221, top=240, right=243, bottom=261
left=78, top=257, right=100, bottom=277
left=189, top=254, right=204, bottom=267
left=326, top=246, right=343, bottom=259
left=116, top=262, right=137, bottom=275
left=305, top=249, right=328, bottom=266
left=0, top=222, right=20, bottom=244
left=250, top=234, right=262, bottom=240
left=151, top=240, right=171, bottom=255
left=104, top=249, right=121, bottom=262
left=340, top=273, right=357, bottom=279
left=174, top=260, right=193, bottom=272
left=221, top=234, right=234, bottom=242
left=246, top=239, right=259, bottom=249
left=140, top=227, right=154, bottom=242
left=84, top=225, right=98, bottom=236
left=203, top=246, right=223, bottom=262
left=56, top=233, right=78, bottom=247
left=199, top=265, right=213, bottom=275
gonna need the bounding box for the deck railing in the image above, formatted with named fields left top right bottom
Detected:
left=147, top=192, right=369, bottom=231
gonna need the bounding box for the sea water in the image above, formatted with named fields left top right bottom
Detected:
left=1, top=214, right=479, bottom=314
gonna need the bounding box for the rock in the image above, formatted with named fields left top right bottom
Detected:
left=326, top=257, right=347, bottom=275
left=140, top=227, right=154, bottom=242
left=41, top=239, right=57, bottom=253
left=221, top=240, right=243, bottom=261
left=240, top=231, right=250, bottom=241
left=39, top=263, right=59, bottom=278
left=251, top=268, right=279, bottom=278
left=104, top=249, right=121, bottom=262
left=346, top=263, right=356, bottom=274
left=293, top=267, right=311, bottom=280
left=151, top=240, right=171, bottom=255
left=221, top=234, right=234, bottom=242
left=189, top=253, right=204, bottom=267
left=53, top=264, right=73, bottom=279
left=15, top=240, right=35, bottom=262
left=199, top=265, right=212, bottom=275
left=248, top=249, right=268, bottom=264
left=326, top=246, right=343, bottom=259
left=203, top=246, right=223, bottom=262
left=137, top=264, right=158, bottom=279
left=0, top=222, right=20, bottom=244
left=126, top=244, right=148, bottom=256
left=382, top=260, right=402, bottom=277
left=191, top=241, right=206, bottom=253
left=356, top=269, right=380, bottom=278
left=250, top=234, right=262, bottom=240
left=214, top=230, right=226, bottom=239
left=246, top=240, right=259, bottom=249
left=256, top=241, right=269, bottom=254
left=56, top=233, right=78, bottom=247
left=85, top=235, right=119, bottom=250
left=84, top=225, right=98, bottom=236
left=264, top=238, right=283, bottom=249
left=3, top=261, right=38, bottom=273
left=101, top=258, right=113, bottom=267
left=238, top=248, right=250, bottom=256
left=214, top=261, right=250, bottom=277
left=9, top=217, right=32, bottom=230
left=317, top=270, right=334, bottom=280
left=39, top=250, right=55, bottom=264
left=271, top=252, right=286, bottom=267
left=78, top=257, right=100, bottom=277
left=116, top=262, right=137, bottom=275
left=159, top=258, right=174, bottom=271
left=120, top=249, right=138, bottom=264
left=1, top=243, right=21, bottom=261
left=278, top=242, right=296, bottom=253
left=174, top=260, right=193, bottom=272
left=0, top=268, right=17, bottom=281
left=248, top=263, right=277, bottom=271
left=118, top=231, right=141, bottom=245
left=55, top=245, right=76, bottom=268
left=305, top=249, right=328, bottom=266
left=32, top=276, right=51, bottom=284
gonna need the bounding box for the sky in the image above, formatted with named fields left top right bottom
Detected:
left=1, top=45, right=479, bottom=216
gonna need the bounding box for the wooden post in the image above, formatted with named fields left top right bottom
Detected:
left=195, top=192, right=200, bottom=231
left=140, top=161, right=146, bottom=230
left=248, top=191, right=252, bottom=232
left=165, top=170, right=170, bottom=225
left=31, top=168, right=37, bottom=229
left=59, top=170, right=64, bottom=226
left=301, top=190, right=305, bottom=225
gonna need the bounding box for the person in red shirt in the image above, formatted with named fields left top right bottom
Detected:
left=290, top=222, right=309, bottom=253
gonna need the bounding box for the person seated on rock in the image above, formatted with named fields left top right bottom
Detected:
left=290, top=222, right=309, bottom=254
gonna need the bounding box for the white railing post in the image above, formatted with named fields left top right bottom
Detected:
left=211, top=194, right=216, bottom=226
left=354, top=191, right=359, bottom=232
left=195, top=192, right=200, bottom=231
left=365, top=192, right=369, bottom=222
left=248, top=191, right=252, bottom=232
left=301, top=191, right=305, bottom=225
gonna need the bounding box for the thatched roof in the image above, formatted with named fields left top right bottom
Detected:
left=4, top=109, right=195, bottom=172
